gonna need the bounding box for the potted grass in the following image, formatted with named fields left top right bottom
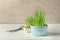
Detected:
left=24, top=17, right=31, bottom=33
left=29, top=9, right=48, bottom=36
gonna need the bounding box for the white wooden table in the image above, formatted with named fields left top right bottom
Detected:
left=0, top=24, right=60, bottom=40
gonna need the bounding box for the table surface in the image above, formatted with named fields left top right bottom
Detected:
left=0, top=24, right=60, bottom=40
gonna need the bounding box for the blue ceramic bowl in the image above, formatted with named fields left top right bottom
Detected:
left=30, top=25, right=48, bottom=36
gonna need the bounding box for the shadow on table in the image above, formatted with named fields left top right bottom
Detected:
left=47, top=32, right=60, bottom=36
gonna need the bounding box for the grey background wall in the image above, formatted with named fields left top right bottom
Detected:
left=0, top=0, right=60, bottom=24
